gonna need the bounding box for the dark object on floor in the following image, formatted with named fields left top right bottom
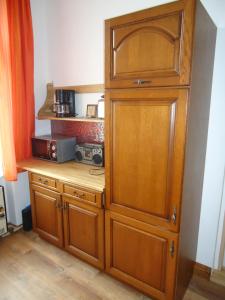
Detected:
left=22, top=205, right=32, bottom=231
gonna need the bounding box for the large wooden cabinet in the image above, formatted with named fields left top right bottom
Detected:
left=105, top=0, right=216, bottom=299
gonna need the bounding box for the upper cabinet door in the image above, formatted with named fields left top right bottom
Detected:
left=105, top=89, right=188, bottom=232
left=105, top=0, right=196, bottom=88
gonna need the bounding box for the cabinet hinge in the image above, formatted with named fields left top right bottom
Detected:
left=169, top=240, right=175, bottom=257
left=171, top=206, right=177, bottom=224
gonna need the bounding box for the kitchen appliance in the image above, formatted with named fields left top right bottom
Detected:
left=54, top=89, right=76, bottom=117
left=0, top=186, right=7, bottom=236
left=75, top=143, right=104, bottom=166
left=32, top=135, right=76, bottom=163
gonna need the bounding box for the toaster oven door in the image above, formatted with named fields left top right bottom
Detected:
left=32, top=139, right=52, bottom=160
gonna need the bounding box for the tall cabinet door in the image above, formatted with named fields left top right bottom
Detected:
left=105, top=88, right=188, bottom=232
left=105, top=0, right=195, bottom=88
left=30, top=184, right=63, bottom=247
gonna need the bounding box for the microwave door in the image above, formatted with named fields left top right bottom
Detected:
left=32, top=139, right=51, bottom=160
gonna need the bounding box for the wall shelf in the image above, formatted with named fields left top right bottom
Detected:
left=55, top=84, right=104, bottom=93
left=37, top=82, right=104, bottom=120
left=38, top=116, right=104, bottom=123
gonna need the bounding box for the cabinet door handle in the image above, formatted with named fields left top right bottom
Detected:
left=171, top=207, right=177, bottom=224
left=55, top=202, right=62, bottom=209
left=169, top=241, right=175, bottom=257
left=134, top=79, right=151, bottom=85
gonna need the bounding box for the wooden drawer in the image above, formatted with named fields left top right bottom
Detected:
left=30, top=173, right=58, bottom=191
left=62, top=183, right=103, bottom=208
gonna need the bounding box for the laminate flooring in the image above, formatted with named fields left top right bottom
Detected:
left=0, top=231, right=225, bottom=300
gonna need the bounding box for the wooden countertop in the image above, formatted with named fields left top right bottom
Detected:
left=17, top=158, right=105, bottom=192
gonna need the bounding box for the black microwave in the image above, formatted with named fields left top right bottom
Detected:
left=32, top=135, right=76, bottom=163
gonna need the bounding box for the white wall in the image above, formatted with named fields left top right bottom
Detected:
left=196, top=29, right=225, bottom=267
left=0, top=172, right=30, bottom=225
left=31, top=0, right=51, bottom=135
left=201, top=0, right=225, bottom=28
left=29, top=0, right=225, bottom=268
left=44, top=0, right=174, bottom=86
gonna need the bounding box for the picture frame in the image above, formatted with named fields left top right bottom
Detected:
left=86, top=104, right=98, bottom=118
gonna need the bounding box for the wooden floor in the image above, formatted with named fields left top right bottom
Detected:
left=0, top=231, right=225, bottom=300
left=211, top=269, right=225, bottom=288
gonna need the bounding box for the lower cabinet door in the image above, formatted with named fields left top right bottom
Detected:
left=63, top=195, right=104, bottom=269
left=105, top=211, right=178, bottom=300
left=30, top=184, right=63, bottom=247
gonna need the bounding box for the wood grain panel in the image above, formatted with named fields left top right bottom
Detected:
left=105, top=88, right=188, bottom=232
left=68, top=205, right=98, bottom=257
left=112, top=13, right=181, bottom=78
left=63, top=195, right=104, bottom=269
left=30, top=184, right=63, bottom=247
left=31, top=173, right=57, bottom=190
left=54, top=84, right=104, bottom=93
left=112, top=100, right=174, bottom=218
left=17, top=159, right=105, bottom=192
left=63, top=184, right=96, bottom=204
left=105, top=0, right=196, bottom=88
left=105, top=211, right=178, bottom=300
left=112, top=221, right=167, bottom=291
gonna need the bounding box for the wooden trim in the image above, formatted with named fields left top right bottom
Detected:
left=55, top=84, right=104, bottom=93
left=193, top=262, right=211, bottom=280
left=37, top=116, right=104, bottom=122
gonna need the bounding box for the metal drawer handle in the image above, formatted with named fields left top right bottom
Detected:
left=134, top=79, right=151, bottom=85
left=38, top=178, right=42, bottom=182
left=73, top=191, right=85, bottom=198
left=43, top=180, right=49, bottom=185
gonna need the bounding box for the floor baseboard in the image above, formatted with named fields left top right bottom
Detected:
left=193, top=262, right=211, bottom=280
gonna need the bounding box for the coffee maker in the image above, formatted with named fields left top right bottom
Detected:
left=53, top=89, right=76, bottom=117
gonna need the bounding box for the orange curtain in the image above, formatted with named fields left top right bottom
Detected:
left=0, top=0, right=35, bottom=181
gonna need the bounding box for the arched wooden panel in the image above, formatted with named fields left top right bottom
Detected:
left=105, top=0, right=196, bottom=88
left=113, top=25, right=180, bottom=78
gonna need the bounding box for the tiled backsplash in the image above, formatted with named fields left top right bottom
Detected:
left=51, top=120, right=104, bottom=144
